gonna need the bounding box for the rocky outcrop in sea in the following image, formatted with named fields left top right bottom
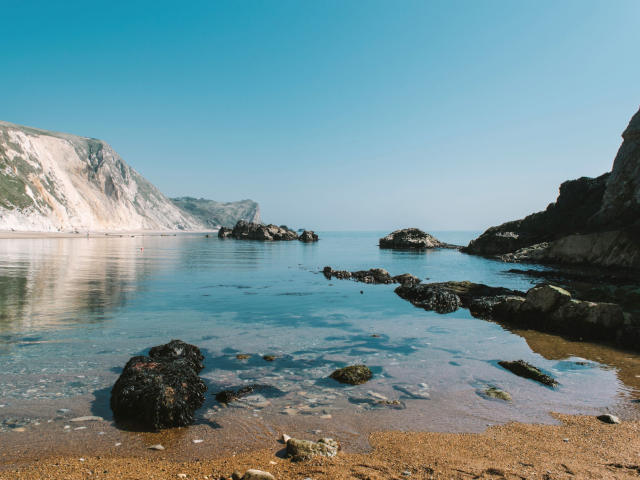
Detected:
left=218, top=221, right=318, bottom=242
left=394, top=281, right=640, bottom=351
left=379, top=228, right=453, bottom=249
left=323, top=266, right=421, bottom=285
left=463, top=106, right=640, bottom=270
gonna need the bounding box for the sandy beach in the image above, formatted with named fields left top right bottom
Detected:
left=1, top=414, right=638, bottom=479
left=0, top=230, right=215, bottom=239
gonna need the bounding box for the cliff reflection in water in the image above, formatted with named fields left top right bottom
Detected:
left=0, top=236, right=155, bottom=333
left=512, top=327, right=640, bottom=396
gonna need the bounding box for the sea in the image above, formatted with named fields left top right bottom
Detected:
left=1, top=231, right=639, bottom=459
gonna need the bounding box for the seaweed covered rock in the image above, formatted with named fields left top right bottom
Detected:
left=110, top=340, right=207, bottom=430
left=299, top=230, right=319, bottom=242
left=330, top=365, right=372, bottom=385
left=351, top=268, right=393, bottom=284
left=379, top=228, right=447, bottom=250
left=286, top=437, right=340, bottom=461
left=498, top=360, right=558, bottom=387
left=148, top=339, right=204, bottom=373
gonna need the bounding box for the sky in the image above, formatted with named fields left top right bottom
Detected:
left=2, top=0, right=639, bottom=231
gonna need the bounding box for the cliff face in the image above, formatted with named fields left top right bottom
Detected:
left=170, top=197, right=261, bottom=228
left=464, top=106, right=640, bottom=269
left=0, top=121, right=203, bottom=232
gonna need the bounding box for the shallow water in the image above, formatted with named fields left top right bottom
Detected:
left=0, top=231, right=638, bottom=457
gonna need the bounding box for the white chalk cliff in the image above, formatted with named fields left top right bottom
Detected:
left=0, top=121, right=203, bottom=232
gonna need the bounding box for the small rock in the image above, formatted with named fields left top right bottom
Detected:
left=262, top=355, right=277, bottom=362
left=73, top=426, right=87, bottom=430
left=286, top=437, right=340, bottom=461
left=148, top=444, right=165, bottom=450
left=236, top=354, right=251, bottom=360
left=483, top=386, right=512, bottom=402
left=231, top=471, right=243, bottom=480
left=329, top=365, right=372, bottom=385
left=178, top=475, right=187, bottom=479
left=402, top=471, right=412, bottom=477
left=12, top=427, right=26, bottom=432
left=192, top=439, right=204, bottom=444
left=242, top=469, right=275, bottom=480
left=57, top=408, right=71, bottom=414
left=70, top=416, right=103, bottom=422
left=597, top=414, right=620, bottom=424
left=114, top=442, right=122, bottom=446
left=281, top=433, right=291, bottom=443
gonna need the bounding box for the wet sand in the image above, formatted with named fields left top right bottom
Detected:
left=1, top=414, right=639, bottom=479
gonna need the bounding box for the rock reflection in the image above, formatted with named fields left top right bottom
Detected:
left=0, top=237, right=152, bottom=333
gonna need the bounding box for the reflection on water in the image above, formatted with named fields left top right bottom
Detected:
left=0, top=231, right=638, bottom=442
left=0, top=238, right=152, bottom=334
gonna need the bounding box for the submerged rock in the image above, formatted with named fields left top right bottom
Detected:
left=498, top=360, right=558, bottom=387
left=299, top=230, right=319, bottom=242
left=286, top=437, right=340, bottom=461
left=110, top=340, right=207, bottom=430
left=379, top=228, right=447, bottom=250
left=483, top=387, right=512, bottom=402
left=330, top=365, right=372, bottom=385
left=215, top=384, right=282, bottom=404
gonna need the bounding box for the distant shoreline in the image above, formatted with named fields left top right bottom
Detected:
left=0, top=229, right=218, bottom=239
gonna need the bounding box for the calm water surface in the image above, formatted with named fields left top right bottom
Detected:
left=0, top=231, right=639, bottom=456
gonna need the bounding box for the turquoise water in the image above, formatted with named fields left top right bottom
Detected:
left=0, top=231, right=638, bottom=441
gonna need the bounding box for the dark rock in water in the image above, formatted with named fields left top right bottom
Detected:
left=379, top=228, right=448, bottom=250
left=286, top=437, right=340, bottom=461
left=148, top=339, right=204, bottom=373
left=299, top=230, right=319, bottom=242
left=262, top=355, right=277, bottom=362
left=322, top=266, right=421, bottom=286
left=396, top=284, right=461, bottom=314
left=351, top=268, right=393, bottom=284
left=391, top=273, right=421, bottom=286
left=232, top=220, right=298, bottom=241
left=498, top=360, right=558, bottom=387
left=463, top=107, right=640, bottom=270
left=215, top=384, right=282, bottom=404
left=330, top=365, right=372, bottom=385
left=110, top=341, right=207, bottom=430
left=395, top=281, right=522, bottom=314
left=218, top=226, right=233, bottom=238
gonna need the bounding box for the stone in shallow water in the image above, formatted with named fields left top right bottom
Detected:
left=329, top=365, right=372, bottom=385
left=286, top=437, right=340, bottom=461
left=483, top=387, right=512, bottom=402
left=498, top=360, right=558, bottom=387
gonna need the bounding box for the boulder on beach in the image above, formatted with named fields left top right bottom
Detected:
left=379, top=228, right=447, bottom=250
left=330, top=365, right=372, bottom=385
left=286, top=437, right=340, bottom=461
left=110, top=340, right=207, bottom=430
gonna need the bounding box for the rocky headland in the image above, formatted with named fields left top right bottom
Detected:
left=171, top=197, right=261, bottom=228
left=462, top=106, right=640, bottom=270
left=219, top=220, right=318, bottom=242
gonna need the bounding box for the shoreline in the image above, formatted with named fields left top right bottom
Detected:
left=2, top=414, right=639, bottom=479
left=0, top=229, right=217, bottom=239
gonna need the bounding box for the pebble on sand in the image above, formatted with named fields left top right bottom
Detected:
left=597, top=414, right=620, bottom=424
left=148, top=444, right=165, bottom=450
left=70, top=416, right=103, bottom=422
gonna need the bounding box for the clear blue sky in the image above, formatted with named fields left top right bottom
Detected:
left=2, top=0, right=639, bottom=230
